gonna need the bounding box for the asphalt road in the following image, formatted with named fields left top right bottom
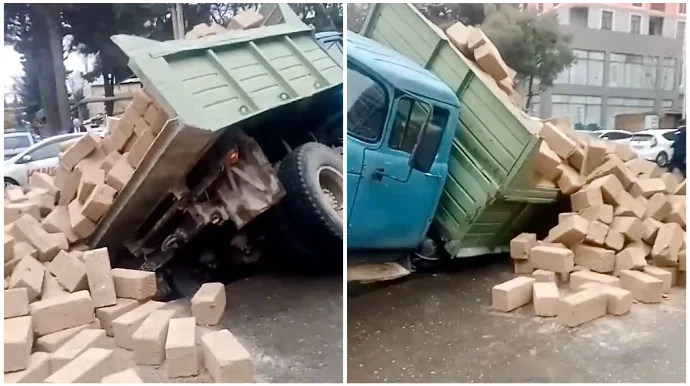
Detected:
left=347, top=256, right=686, bottom=383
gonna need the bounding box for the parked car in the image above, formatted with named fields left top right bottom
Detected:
left=629, top=129, right=677, bottom=166
left=4, top=132, right=38, bottom=160
left=4, top=131, right=104, bottom=187
left=589, top=130, right=634, bottom=144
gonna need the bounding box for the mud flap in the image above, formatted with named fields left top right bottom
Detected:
left=347, top=262, right=411, bottom=283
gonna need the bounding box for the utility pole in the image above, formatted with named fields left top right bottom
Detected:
left=171, top=3, right=186, bottom=39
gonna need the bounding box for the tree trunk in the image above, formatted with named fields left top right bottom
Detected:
left=37, top=4, right=72, bottom=133
left=524, top=74, right=535, bottom=113
left=30, top=17, right=60, bottom=136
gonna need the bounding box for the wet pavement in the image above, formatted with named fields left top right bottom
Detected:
left=116, top=272, right=343, bottom=383
left=347, top=256, right=686, bottom=383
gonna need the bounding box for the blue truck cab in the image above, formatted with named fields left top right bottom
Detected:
left=346, top=34, right=460, bottom=260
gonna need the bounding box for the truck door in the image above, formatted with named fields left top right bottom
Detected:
left=348, top=93, right=449, bottom=250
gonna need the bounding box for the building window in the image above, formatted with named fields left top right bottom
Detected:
left=677, top=21, right=686, bottom=40
left=552, top=95, right=602, bottom=131
left=649, top=16, right=664, bottom=35
left=630, top=14, right=642, bottom=34
left=609, top=53, right=666, bottom=89
left=680, top=3, right=687, bottom=14
left=632, top=3, right=642, bottom=7
left=537, top=3, right=544, bottom=12
left=661, top=100, right=674, bottom=108
left=601, top=10, right=613, bottom=30
left=605, top=98, right=655, bottom=129
left=555, top=50, right=604, bottom=86
left=661, top=57, right=676, bottom=91
left=650, top=3, right=666, bottom=12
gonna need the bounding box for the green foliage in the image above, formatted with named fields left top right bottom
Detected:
left=290, top=3, right=343, bottom=32
left=416, top=3, right=486, bottom=28
left=481, top=7, right=576, bottom=107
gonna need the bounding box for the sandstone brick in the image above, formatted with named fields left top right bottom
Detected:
left=130, top=90, right=153, bottom=115
left=557, top=289, right=606, bottom=327
left=530, top=245, right=574, bottom=273
left=99, top=151, right=123, bottom=174
left=557, top=163, right=584, bottom=194
left=12, top=214, right=63, bottom=262
left=571, top=185, right=604, bottom=212
left=57, top=167, right=81, bottom=205
left=82, top=248, right=116, bottom=308
left=643, top=266, right=672, bottom=293
left=584, top=220, right=608, bottom=246
left=191, top=282, right=227, bottom=325
left=664, top=200, right=686, bottom=228
left=545, top=215, right=589, bottom=247
left=4, top=287, right=29, bottom=318
left=513, top=259, right=533, bottom=274
left=581, top=139, right=608, bottom=176
left=126, top=130, right=155, bottom=168
left=112, top=300, right=165, bottom=350
left=5, top=186, right=26, bottom=203
left=578, top=282, right=633, bottom=315
left=33, top=319, right=100, bottom=352
left=76, top=167, right=104, bottom=204
left=112, top=268, right=157, bottom=300
left=45, top=348, right=115, bottom=383
left=29, top=290, right=94, bottom=336
left=652, top=222, right=684, bottom=266
left=50, top=329, right=109, bottom=372
left=95, top=298, right=142, bottom=336
left=679, top=271, right=686, bottom=286
left=9, top=256, right=45, bottom=301
left=41, top=206, right=79, bottom=244
left=201, top=329, right=254, bottom=383
left=656, top=266, right=678, bottom=287
left=24, top=188, right=55, bottom=217
left=4, top=235, right=14, bottom=262
left=48, top=250, right=87, bottom=292
left=81, top=184, right=116, bottom=222
left=106, top=158, right=134, bottom=192
left=579, top=204, right=613, bottom=224
left=534, top=141, right=563, bottom=180
left=66, top=200, right=95, bottom=239
left=4, top=316, right=33, bottom=372
left=674, top=179, right=686, bottom=195
left=629, top=178, right=666, bottom=198
left=491, top=276, right=535, bottom=311
left=604, top=230, right=625, bottom=252
left=558, top=212, right=577, bottom=223
left=165, top=317, right=198, bottom=378
left=618, top=269, right=663, bottom=303
left=660, top=172, right=681, bottom=193
left=60, top=134, right=98, bottom=170
left=644, top=192, right=672, bottom=220
left=101, top=368, right=143, bottom=383
left=590, top=175, right=624, bottom=204
left=5, top=257, right=21, bottom=278
left=626, top=158, right=657, bottom=178
left=531, top=269, right=556, bottom=282
left=568, top=145, right=585, bottom=171
left=143, top=103, right=168, bottom=135
left=573, top=244, right=614, bottom=273
left=41, top=270, right=68, bottom=300
left=540, top=122, right=577, bottom=159
left=612, top=190, right=645, bottom=218
left=613, top=247, right=647, bottom=276
left=13, top=241, right=37, bottom=260
left=3, top=352, right=51, bottom=383
left=132, top=309, right=176, bottom=365
left=110, top=125, right=132, bottom=151
left=610, top=216, right=645, bottom=242
left=569, top=270, right=620, bottom=291
left=446, top=22, right=474, bottom=57
left=680, top=249, right=686, bottom=272
left=532, top=282, right=559, bottom=317
left=228, top=9, right=264, bottom=30
left=629, top=241, right=652, bottom=259
left=510, top=233, right=537, bottom=259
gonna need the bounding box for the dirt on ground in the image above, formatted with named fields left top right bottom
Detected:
left=347, top=255, right=686, bottom=383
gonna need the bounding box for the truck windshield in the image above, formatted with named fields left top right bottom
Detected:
left=347, top=67, right=388, bottom=142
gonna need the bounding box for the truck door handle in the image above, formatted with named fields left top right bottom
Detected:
left=372, top=168, right=384, bottom=181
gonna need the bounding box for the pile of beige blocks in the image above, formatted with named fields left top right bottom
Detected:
left=446, top=22, right=521, bottom=108
left=4, top=91, right=253, bottom=382
left=492, top=120, right=686, bottom=327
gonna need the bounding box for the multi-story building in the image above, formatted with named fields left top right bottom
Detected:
left=521, top=3, right=686, bottom=130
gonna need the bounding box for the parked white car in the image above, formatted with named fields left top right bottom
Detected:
left=4, top=132, right=39, bottom=160
left=4, top=131, right=104, bottom=187
left=629, top=129, right=677, bottom=167
left=589, top=130, right=634, bottom=144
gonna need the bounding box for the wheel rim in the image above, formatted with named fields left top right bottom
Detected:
left=317, top=165, right=343, bottom=218
left=657, top=153, right=668, bottom=165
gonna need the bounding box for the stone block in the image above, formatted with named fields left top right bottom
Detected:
left=491, top=276, right=536, bottom=312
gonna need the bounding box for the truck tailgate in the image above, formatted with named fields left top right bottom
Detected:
left=361, top=4, right=559, bottom=257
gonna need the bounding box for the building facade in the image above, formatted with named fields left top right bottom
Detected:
left=521, top=3, right=686, bottom=130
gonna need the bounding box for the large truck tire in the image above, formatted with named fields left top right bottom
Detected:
left=276, top=142, right=343, bottom=267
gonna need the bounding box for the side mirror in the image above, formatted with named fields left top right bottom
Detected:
left=21, top=155, right=32, bottom=163
left=410, top=123, right=443, bottom=173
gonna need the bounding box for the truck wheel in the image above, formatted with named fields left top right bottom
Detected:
left=277, top=142, right=343, bottom=260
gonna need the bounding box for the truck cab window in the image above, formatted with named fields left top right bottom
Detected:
left=347, top=68, right=388, bottom=142
left=389, top=98, right=449, bottom=154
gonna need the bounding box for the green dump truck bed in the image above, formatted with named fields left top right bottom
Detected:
left=362, top=3, right=560, bottom=257
left=90, top=16, right=342, bottom=249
